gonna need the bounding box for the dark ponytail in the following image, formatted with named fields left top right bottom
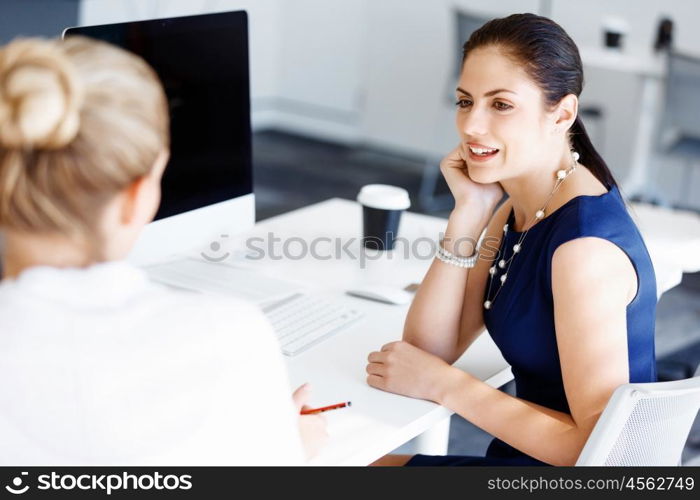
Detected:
left=463, top=13, right=617, bottom=189
left=569, top=116, right=616, bottom=189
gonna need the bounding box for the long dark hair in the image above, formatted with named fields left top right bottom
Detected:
left=463, top=13, right=617, bottom=189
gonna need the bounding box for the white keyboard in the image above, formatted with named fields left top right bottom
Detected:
left=144, top=258, right=363, bottom=356
left=144, top=258, right=301, bottom=303
left=261, top=293, right=363, bottom=356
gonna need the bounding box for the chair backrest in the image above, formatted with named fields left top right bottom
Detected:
left=443, top=9, right=491, bottom=104
left=420, top=9, right=493, bottom=212
left=576, top=374, right=700, bottom=466
left=453, top=10, right=491, bottom=73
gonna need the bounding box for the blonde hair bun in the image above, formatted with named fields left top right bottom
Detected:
left=0, top=38, right=84, bottom=150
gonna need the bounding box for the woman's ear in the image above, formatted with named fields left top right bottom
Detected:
left=119, top=150, right=169, bottom=226
left=555, top=94, right=579, bottom=132
left=119, top=175, right=150, bottom=226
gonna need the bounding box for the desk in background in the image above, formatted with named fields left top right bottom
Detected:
left=579, top=47, right=667, bottom=201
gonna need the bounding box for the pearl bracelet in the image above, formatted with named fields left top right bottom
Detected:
left=435, top=240, right=478, bottom=268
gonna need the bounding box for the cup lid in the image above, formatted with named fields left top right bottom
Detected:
left=602, top=17, right=629, bottom=33
left=357, top=184, right=411, bottom=210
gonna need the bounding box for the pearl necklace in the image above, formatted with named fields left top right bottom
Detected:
left=483, top=151, right=579, bottom=310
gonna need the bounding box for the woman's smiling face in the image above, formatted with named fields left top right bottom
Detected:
left=456, top=45, right=558, bottom=184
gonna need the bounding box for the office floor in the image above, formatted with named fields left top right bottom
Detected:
left=253, top=129, right=700, bottom=465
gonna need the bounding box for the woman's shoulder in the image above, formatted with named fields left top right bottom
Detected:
left=547, top=184, right=639, bottom=243
left=545, top=184, right=655, bottom=289
left=0, top=261, right=279, bottom=359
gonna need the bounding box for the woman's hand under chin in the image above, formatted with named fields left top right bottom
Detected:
left=366, top=341, right=465, bottom=403
left=440, top=143, right=504, bottom=215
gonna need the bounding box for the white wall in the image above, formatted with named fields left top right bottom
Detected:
left=79, top=0, right=365, bottom=141
left=551, top=0, right=700, bottom=58
left=78, top=0, right=700, bottom=208
left=259, top=0, right=368, bottom=142
left=551, top=0, right=700, bottom=206
left=360, top=0, right=540, bottom=159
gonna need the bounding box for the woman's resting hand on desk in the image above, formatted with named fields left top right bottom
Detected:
left=366, top=341, right=464, bottom=403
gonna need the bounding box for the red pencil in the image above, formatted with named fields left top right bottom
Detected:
left=300, top=401, right=352, bottom=415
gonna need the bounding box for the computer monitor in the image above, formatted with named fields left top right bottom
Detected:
left=64, top=11, right=254, bottom=265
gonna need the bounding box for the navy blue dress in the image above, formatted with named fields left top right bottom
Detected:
left=407, top=184, right=657, bottom=466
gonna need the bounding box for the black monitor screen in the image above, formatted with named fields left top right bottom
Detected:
left=65, top=10, right=252, bottom=220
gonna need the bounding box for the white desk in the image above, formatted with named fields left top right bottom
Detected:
left=238, top=199, right=510, bottom=465
left=629, top=202, right=700, bottom=278
left=233, top=198, right=685, bottom=465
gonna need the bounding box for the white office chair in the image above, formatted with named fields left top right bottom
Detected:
left=576, top=365, right=700, bottom=466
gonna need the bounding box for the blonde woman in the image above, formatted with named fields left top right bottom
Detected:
left=0, top=36, right=325, bottom=465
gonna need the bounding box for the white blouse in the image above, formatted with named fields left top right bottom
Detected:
left=0, top=261, right=304, bottom=465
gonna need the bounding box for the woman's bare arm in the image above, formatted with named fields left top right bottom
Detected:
left=437, top=237, right=636, bottom=464
left=403, top=199, right=511, bottom=363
